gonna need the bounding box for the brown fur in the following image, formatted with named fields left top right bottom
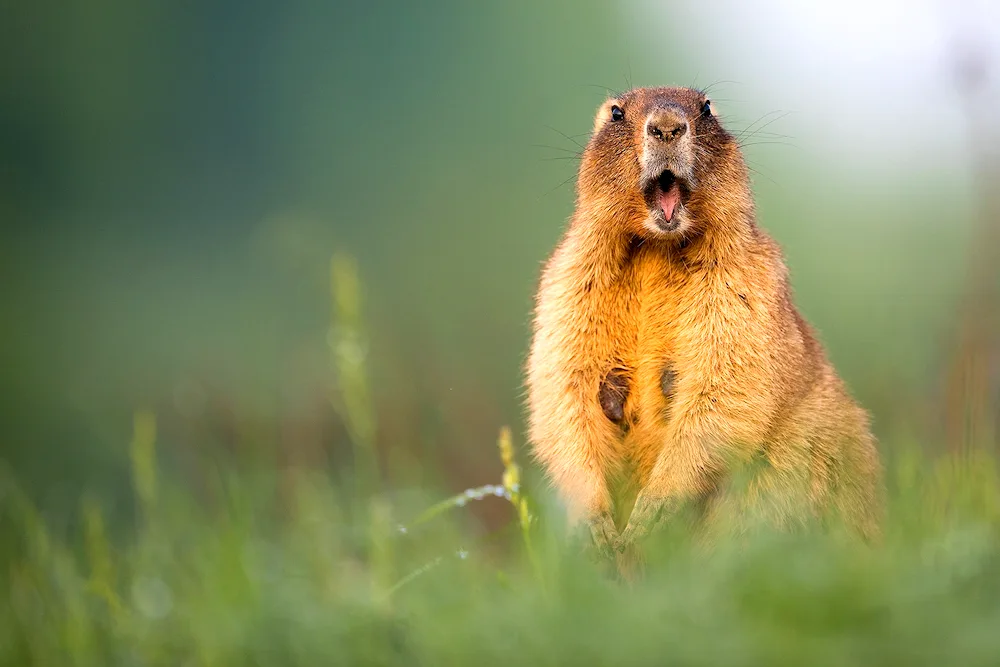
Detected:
left=524, top=87, right=883, bottom=572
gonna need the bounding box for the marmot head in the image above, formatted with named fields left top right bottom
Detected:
left=577, top=86, right=747, bottom=240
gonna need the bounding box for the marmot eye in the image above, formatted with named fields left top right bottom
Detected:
left=701, top=99, right=713, bottom=117
left=610, top=105, right=624, bottom=122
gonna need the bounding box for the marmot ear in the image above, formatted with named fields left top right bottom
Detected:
left=592, top=99, right=619, bottom=135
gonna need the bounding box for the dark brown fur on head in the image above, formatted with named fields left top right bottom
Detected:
left=578, top=87, right=753, bottom=242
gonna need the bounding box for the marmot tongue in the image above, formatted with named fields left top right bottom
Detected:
left=658, top=183, right=681, bottom=221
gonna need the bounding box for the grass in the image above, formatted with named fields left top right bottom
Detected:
left=4, top=254, right=1000, bottom=666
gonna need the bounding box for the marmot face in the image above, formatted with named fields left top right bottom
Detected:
left=579, top=87, right=735, bottom=240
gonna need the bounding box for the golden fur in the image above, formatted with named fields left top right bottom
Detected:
left=524, top=87, right=883, bottom=568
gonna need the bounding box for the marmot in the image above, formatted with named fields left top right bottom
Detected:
left=525, top=86, right=883, bottom=563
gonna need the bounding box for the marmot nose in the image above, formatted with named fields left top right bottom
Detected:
left=646, top=109, right=688, bottom=143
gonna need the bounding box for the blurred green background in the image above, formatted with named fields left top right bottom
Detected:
left=1, top=0, right=995, bottom=530
left=5, top=1, right=1000, bottom=664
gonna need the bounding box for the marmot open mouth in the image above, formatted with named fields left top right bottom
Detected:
left=643, top=169, right=690, bottom=225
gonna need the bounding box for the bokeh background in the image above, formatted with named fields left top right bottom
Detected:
left=3, top=0, right=999, bottom=536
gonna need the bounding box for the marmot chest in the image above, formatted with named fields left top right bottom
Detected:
left=612, top=245, right=758, bottom=428
left=610, top=249, right=688, bottom=425
left=619, top=247, right=687, bottom=367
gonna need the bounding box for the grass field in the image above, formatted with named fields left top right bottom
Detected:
left=4, top=421, right=1000, bottom=665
